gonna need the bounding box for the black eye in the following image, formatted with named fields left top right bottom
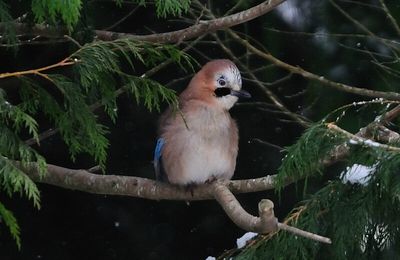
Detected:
left=218, top=78, right=226, bottom=86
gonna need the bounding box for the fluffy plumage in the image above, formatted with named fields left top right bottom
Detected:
left=154, top=59, right=250, bottom=185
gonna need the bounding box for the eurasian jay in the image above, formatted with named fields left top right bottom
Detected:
left=154, top=59, right=250, bottom=186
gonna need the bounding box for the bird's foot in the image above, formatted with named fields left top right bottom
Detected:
left=205, top=176, right=218, bottom=184
left=185, top=183, right=196, bottom=197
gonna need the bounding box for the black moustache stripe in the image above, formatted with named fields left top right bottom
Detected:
left=214, top=87, right=231, bottom=97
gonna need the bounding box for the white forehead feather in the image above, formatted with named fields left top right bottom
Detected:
left=202, top=59, right=242, bottom=89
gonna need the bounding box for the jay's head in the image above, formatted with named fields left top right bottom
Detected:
left=182, top=59, right=251, bottom=110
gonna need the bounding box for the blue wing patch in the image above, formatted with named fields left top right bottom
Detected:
left=154, top=138, right=168, bottom=182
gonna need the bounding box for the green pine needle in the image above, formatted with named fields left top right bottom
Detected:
left=0, top=201, right=21, bottom=250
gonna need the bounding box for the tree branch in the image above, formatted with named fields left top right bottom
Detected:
left=0, top=57, right=75, bottom=79
left=22, top=163, right=279, bottom=201
left=1, top=0, right=285, bottom=43
left=95, top=0, right=286, bottom=42
left=211, top=181, right=331, bottom=244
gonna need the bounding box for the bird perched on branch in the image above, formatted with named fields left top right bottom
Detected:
left=154, top=59, right=251, bottom=186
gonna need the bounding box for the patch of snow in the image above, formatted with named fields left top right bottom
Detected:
left=341, top=164, right=376, bottom=185
left=236, top=232, right=258, bottom=249
left=348, top=139, right=359, bottom=145
left=205, top=257, right=216, bottom=260
left=364, top=139, right=380, bottom=148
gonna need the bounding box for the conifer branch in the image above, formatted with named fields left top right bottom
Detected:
left=327, top=122, right=400, bottom=152
left=24, top=36, right=204, bottom=146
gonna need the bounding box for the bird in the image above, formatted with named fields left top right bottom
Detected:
left=154, top=59, right=251, bottom=186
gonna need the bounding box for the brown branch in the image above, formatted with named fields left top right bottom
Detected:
left=95, top=0, right=286, bottom=42
left=0, top=57, right=75, bottom=79
left=380, top=104, right=400, bottom=122
left=211, top=181, right=332, bottom=244
left=277, top=223, right=332, bottom=244
left=0, top=0, right=285, bottom=45
left=22, top=162, right=279, bottom=201
left=20, top=161, right=331, bottom=243
left=212, top=180, right=278, bottom=233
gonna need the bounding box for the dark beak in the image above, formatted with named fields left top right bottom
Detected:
left=231, top=89, right=251, bottom=99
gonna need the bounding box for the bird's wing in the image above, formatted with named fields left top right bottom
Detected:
left=154, top=138, right=168, bottom=182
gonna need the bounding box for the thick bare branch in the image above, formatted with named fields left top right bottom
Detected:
left=95, top=0, right=286, bottom=42
left=22, top=162, right=278, bottom=201
left=1, top=0, right=285, bottom=44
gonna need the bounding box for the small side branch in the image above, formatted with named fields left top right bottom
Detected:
left=211, top=181, right=332, bottom=244
left=278, top=223, right=332, bottom=244
left=0, top=58, right=75, bottom=79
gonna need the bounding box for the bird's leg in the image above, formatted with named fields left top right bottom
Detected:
left=185, top=182, right=196, bottom=197
left=205, top=175, right=217, bottom=184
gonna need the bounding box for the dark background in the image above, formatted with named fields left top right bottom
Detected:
left=0, top=0, right=398, bottom=259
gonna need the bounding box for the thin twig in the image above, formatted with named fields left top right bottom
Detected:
left=103, top=5, right=140, bottom=31
left=278, top=223, right=332, bottom=244
left=228, top=30, right=400, bottom=101
left=0, top=57, right=75, bottom=79
left=210, top=32, right=310, bottom=127
left=329, top=0, right=399, bottom=53
left=252, top=138, right=284, bottom=151
left=379, top=0, right=400, bottom=36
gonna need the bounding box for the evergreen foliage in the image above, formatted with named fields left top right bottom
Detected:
left=0, top=1, right=194, bottom=246
left=0, top=201, right=20, bottom=249
left=0, top=0, right=16, bottom=45
left=0, top=90, right=46, bottom=248
left=275, top=123, right=347, bottom=191
left=31, top=0, right=82, bottom=31
left=237, top=103, right=400, bottom=259
left=154, top=0, right=191, bottom=18
left=114, top=0, right=191, bottom=18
